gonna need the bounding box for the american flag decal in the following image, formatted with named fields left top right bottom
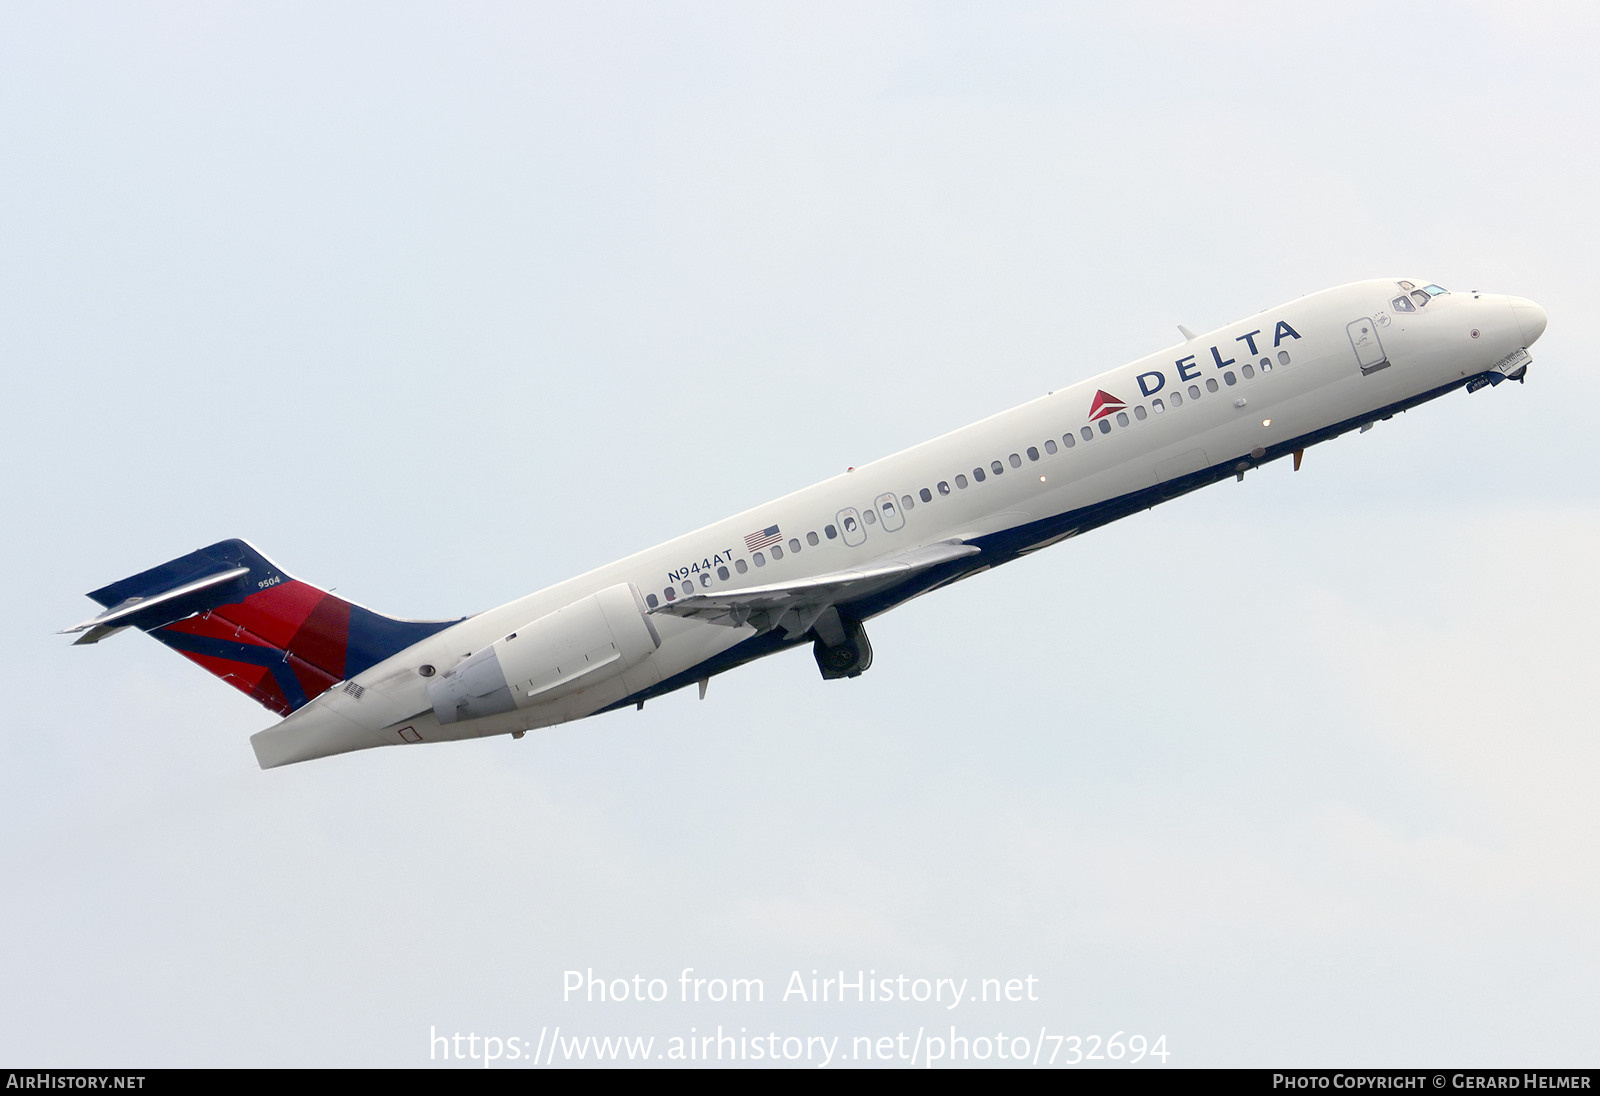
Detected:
left=744, top=525, right=782, bottom=552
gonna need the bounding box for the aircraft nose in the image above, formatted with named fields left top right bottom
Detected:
left=1508, top=296, right=1547, bottom=346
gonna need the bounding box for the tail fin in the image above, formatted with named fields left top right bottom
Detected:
left=63, top=539, right=461, bottom=716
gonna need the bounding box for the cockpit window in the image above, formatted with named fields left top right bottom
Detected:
left=1411, top=290, right=1430, bottom=307
left=1398, top=281, right=1416, bottom=290
left=1393, top=295, right=1415, bottom=313
left=1421, top=284, right=1448, bottom=296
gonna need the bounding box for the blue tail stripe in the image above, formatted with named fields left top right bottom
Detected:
left=153, top=629, right=313, bottom=710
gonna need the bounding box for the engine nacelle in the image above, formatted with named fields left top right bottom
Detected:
left=426, top=583, right=660, bottom=725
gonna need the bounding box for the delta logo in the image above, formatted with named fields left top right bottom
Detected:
left=1088, top=389, right=1126, bottom=421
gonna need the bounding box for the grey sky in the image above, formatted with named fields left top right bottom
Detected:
left=3, top=2, right=1596, bottom=1067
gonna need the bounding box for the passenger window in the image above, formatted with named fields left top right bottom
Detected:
left=877, top=492, right=906, bottom=532
left=735, top=559, right=748, bottom=574
left=789, top=538, right=801, bottom=553
left=837, top=508, right=866, bottom=546
left=955, top=474, right=968, bottom=489
left=1081, top=427, right=1094, bottom=441
left=901, top=495, right=913, bottom=510
left=1009, top=453, right=1022, bottom=468
left=646, top=593, right=659, bottom=609
left=700, top=573, right=711, bottom=587
left=1134, top=405, right=1147, bottom=420
left=919, top=487, right=932, bottom=502
left=862, top=509, right=877, bottom=524
left=1096, top=419, right=1109, bottom=434
left=1259, top=357, right=1272, bottom=372
left=1027, top=446, right=1039, bottom=461
left=807, top=531, right=819, bottom=546
left=973, top=467, right=986, bottom=482
left=1044, top=439, right=1057, bottom=454
left=1152, top=398, right=1165, bottom=413
left=772, top=544, right=785, bottom=558
left=939, top=481, right=952, bottom=495
left=1189, top=385, right=1201, bottom=399
left=1241, top=363, right=1254, bottom=379
left=1277, top=350, right=1290, bottom=366
left=717, top=566, right=729, bottom=580
left=1224, top=371, right=1236, bottom=386
left=991, top=460, right=1004, bottom=475
left=682, top=582, right=694, bottom=596
left=1171, top=391, right=1183, bottom=406
left=825, top=524, right=837, bottom=539
left=1393, top=295, right=1415, bottom=313
left=1205, top=378, right=1219, bottom=392
left=1115, top=411, right=1129, bottom=426
left=754, top=552, right=766, bottom=567
left=1063, top=433, right=1076, bottom=448
left=664, top=587, right=676, bottom=601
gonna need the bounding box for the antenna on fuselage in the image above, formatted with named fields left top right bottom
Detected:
left=1177, top=325, right=1198, bottom=340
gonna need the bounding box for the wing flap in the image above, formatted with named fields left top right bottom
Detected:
left=653, top=539, right=980, bottom=631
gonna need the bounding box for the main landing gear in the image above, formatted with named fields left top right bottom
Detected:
left=809, top=607, right=874, bottom=681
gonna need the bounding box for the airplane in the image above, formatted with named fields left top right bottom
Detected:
left=63, top=278, right=1547, bottom=769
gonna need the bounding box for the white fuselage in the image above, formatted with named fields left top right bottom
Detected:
left=251, top=278, right=1546, bottom=767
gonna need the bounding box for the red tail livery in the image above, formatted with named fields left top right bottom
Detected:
left=64, top=540, right=459, bottom=715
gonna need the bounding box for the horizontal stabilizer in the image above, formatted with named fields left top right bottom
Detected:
left=70, top=623, right=133, bottom=646
left=61, top=566, right=249, bottom=637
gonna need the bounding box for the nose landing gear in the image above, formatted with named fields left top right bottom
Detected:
left=1468, top=348, right=1533, bottom=393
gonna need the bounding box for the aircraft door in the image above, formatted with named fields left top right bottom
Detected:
left=874, top=493, right=905, bottom=532
left=837, top=507, right=867, bottom=547
left=1347, top=318, right=1389, bottom=375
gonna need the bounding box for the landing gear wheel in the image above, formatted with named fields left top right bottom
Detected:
left=811, top=616, right=873, bottom=680
left=817, top=641, right=859, bottom=674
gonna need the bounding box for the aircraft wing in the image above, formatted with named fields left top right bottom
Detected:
left=651, top=539, right=980, bottom=637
